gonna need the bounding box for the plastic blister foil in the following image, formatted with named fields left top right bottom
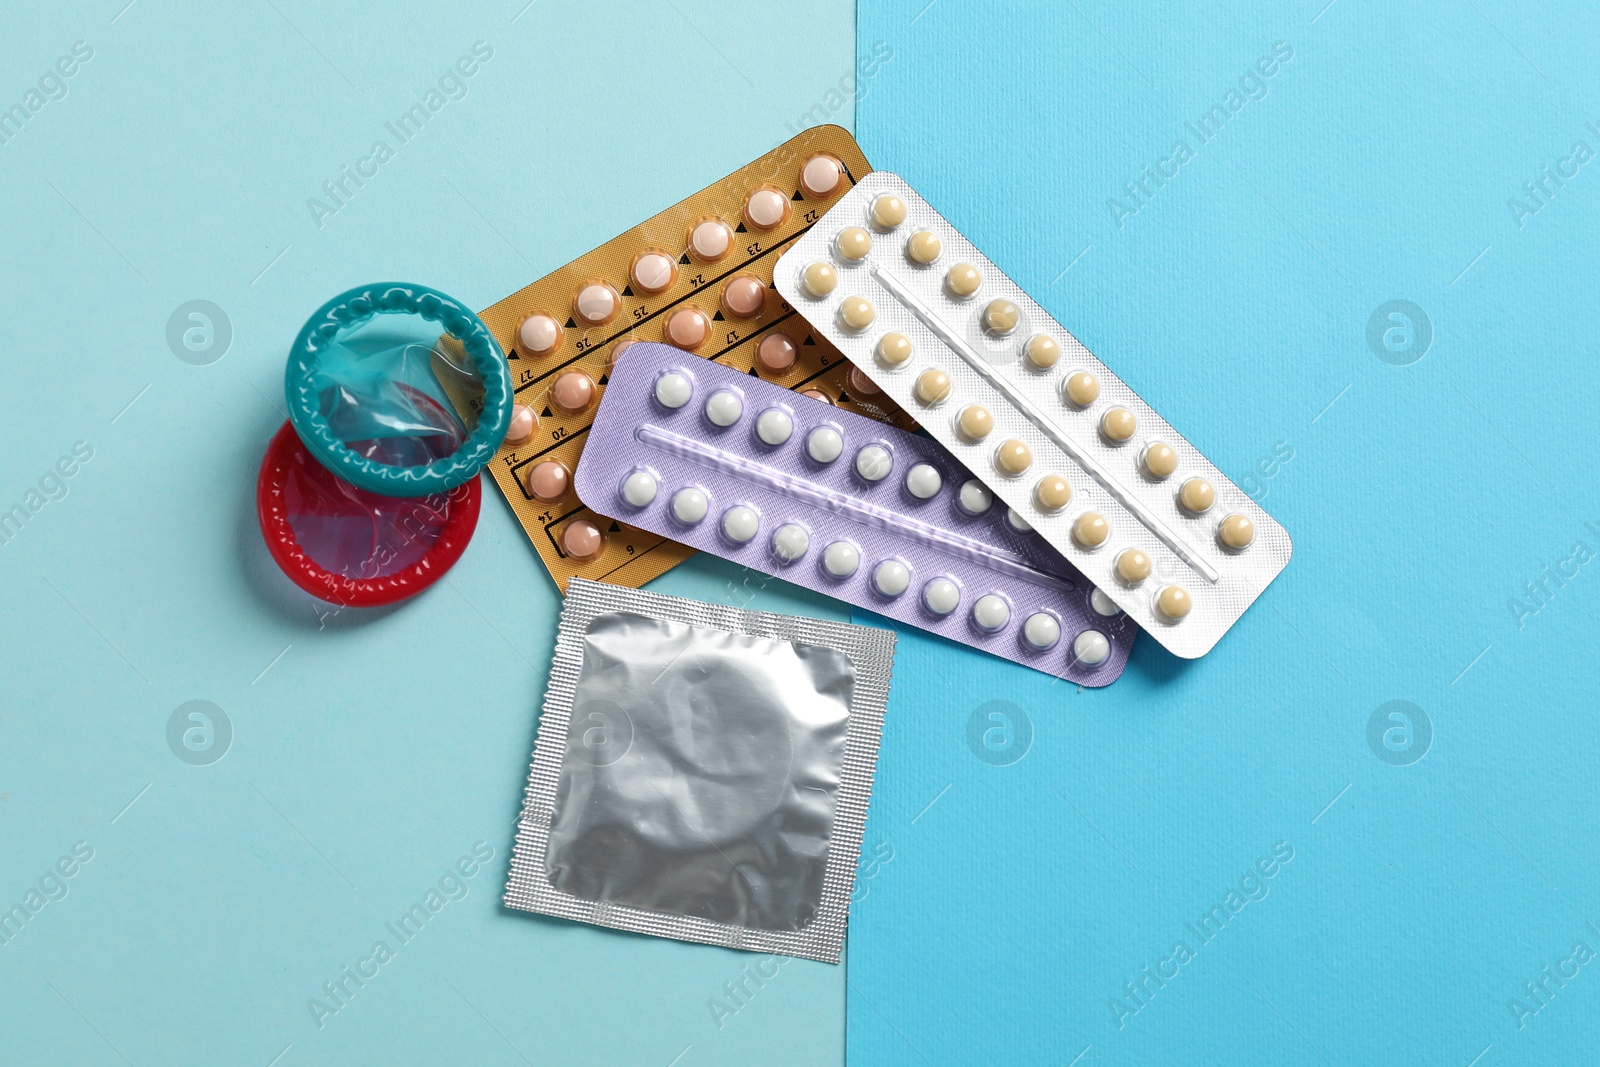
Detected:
left=505, top=578, right=895, bottom=962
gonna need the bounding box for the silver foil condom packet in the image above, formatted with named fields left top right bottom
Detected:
left=505, top=578, right=895, bottom=963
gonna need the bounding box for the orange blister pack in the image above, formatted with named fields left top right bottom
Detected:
left=437, top=125, right=906, bottom=591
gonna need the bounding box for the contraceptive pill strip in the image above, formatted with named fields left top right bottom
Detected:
left=775, top=173, right=1291, bottom=658
left=433, top=126, right=906, bottom=593
left=576, top=342, right=1136, bottom=684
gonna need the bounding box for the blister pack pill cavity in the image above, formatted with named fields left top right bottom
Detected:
left=433, top=126, right=909, bottom=593
left=776, top=172, right=1292, bottom=658
left=506, top=578, right=894, bottom=963
left=576, top=342, right=1136, bottom=684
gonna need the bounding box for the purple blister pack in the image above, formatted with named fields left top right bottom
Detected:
left=575, top=342, right=1137, bottom=684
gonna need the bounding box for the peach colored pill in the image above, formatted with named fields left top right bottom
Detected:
left=524, top=460, right=569, bottom=502
left=839, top=295, right=875, bottom=330
left=847, top=365, right=881, bottom=396
left=562, top=519, right=604, bottom=562
left=914, top=368, right=951, bottom=405
left=946, top=263, right=982, bottom=297
left=689, top=218, right=733, bottom=262
left=1023, top=334, right=1060, bottom=369
left=516, top=313, right=561, bottom=357
left=631, top=250, right=676, bottom=294
left=996, top=439, right=1032, bottom=474
left=505, top=404, right=537, bottom=447
left=957, top=404, right=994, bottom=442
left=757, top=333, right=798, bottom=373
left=906, top=229, right=942, bottom=265
left=1100, top=406, right=1136, bottom=442
left=1063, top=371, right=1099, bottom=407
left=1156, top=584, right=1192, bottom=621
left=573, top=282, right=619, bottom=326
left=665, top=307, right=710, bottom=350
left=870, top=194, right=906, bottom=229
left=800, top=154, right=844, bottom=198
left=1073, top=512, right=1110, bottom=548
left=1143, top=441, right=1178, bottom=479
left=550, top=370, right=595, bottom=414
left=802, top=261, right=838, bottom=298
left=722, top=275, right=766, bottom=318
left=800, top=387, right=834, bottom=405
left=983, top=299, right=1020, bottom=335
left=835, top=226, right=872, bottom=262
left=744, top=187, right=789, bottom=230
left=877, top=332, right=913, bottom=365
left=1218, top=513, right=1256, bottom=549
left=1179, top=476, right=1216, bottom=514
left=1116, top=548, right=1152, bottom=584
left=1035, top=474, right=1072, bottom=512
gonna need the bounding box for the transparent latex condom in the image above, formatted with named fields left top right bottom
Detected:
left=310, top=313, right=481, bottom=470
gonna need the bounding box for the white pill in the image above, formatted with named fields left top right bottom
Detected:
left=655, top=372, right=692, bottom=409
left=1089, top=588, right=1122, bottom=617
left=807, top=426, right=843, bottom=463
left=574, top=283, right=617, bottom=325
left=972, top=593, right=1010, bottom=632
left=517, top=313, right=560, bottom=355
left=873, top=559, right=910, bottom=597
left=957, top=479, right=993, bottom=515
left=1006, top=508, right=1033, bottom=533
left=905, top=463, right=942, bottom=499
left=620, top=470, right=658, bottom=507
left=671, top=487, right=708, bottom=525
left=923, top=577, right=960, bottom=616
left=721, top=505, right=759, bottom=544
left=1073, top=629, right=1111, bottom=667
left=705, top=389, right=743, bottom=427
left=772, top=522, right=811, bottom=563
left=823, top=541, right=861, bottom=578
left=855, top=444, right=892, bottom=482
left=632, top=251, right=675, bottom=293
left=756, top=407, right=793, bottom=446
left=1023, top=612, right=1061, bottom=650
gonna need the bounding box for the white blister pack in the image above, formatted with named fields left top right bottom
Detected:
left=774, top=172, right=1291, bottom=658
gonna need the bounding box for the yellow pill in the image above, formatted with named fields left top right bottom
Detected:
left=835, top=226, right=871, bottom=262
left=1100, top=406, right=1136, bottom=442
left=1179, top=477, right=1215, bottom=514
left=1115, top=548, right=1152, bottom=584
left=839, top=295, right=876, bottom=330
left=1024, top=334, right=1060, bottom=369
left=957, top=404, right=994, bottom=441
left=871, top=194, right=907, bottom=229
left=906, top=229, right=942, bottom=265
left=983, top=299, right=1020, bottom=335
left=1142, top=441, right=1178, bottom=479
left=1073, top=512, right=1110, bottom=549
left=996, top=439, right=1032, bottom=474
left=1218, top=512, right=1256, bottom=549
left=1035, top=474, right=1072, bottom=512
left=877, top=332, right=913, bottom=366
left=801, top=261, right=837, bottom=298
left=1155, top=584, right=1192, bottom=622
left=946, top=263, right=982, bottom=298
left=1063, top=371, right=1099, bottom=407
left=915, top=368, right=951, bottom=405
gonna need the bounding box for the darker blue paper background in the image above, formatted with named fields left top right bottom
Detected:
left=848, top=1, right=1600, bottom=1064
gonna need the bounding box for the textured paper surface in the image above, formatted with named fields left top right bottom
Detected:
left=0, top=2, right=861, bottom=1063
left=848, top=1, right=1600, bottom=1064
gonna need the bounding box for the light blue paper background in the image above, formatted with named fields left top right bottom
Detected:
left=848, top=1, right=1600, bottom=1064
left=0, top=2, right=868, bottom=1064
